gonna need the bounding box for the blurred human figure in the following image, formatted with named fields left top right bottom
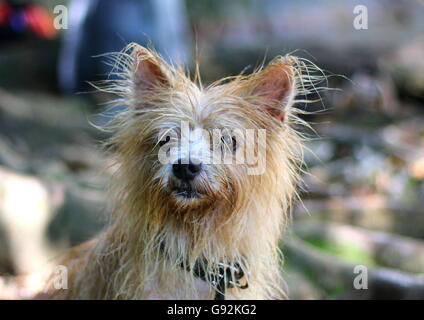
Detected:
left=58, top=0, right=191, bottom=93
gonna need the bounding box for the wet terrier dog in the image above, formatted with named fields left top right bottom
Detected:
left=44, top=44, right=321, bottom=299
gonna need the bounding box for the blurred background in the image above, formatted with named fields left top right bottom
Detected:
left=0, top=0, right=423, bottom=299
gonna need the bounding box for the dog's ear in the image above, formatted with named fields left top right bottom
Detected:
left=249, top=56, right=297, bottom=121
left=132, top=46, right=170, bottom=95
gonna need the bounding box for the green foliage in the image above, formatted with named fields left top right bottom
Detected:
left=306, top=236, right=376, bottom=266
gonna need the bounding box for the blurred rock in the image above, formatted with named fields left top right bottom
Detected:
left=382, top=37, right=424, bottom=101
left=294, top=222, right=424, bottom=274
left=0, top=166, right=63, bottom=296
left=283, top=236, right=424, bottom=299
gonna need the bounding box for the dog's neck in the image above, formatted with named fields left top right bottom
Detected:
left=103, top=187, right=288, bottom=299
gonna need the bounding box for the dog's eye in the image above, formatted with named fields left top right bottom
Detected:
left=231, top=136, right=237, bottom=152
left=158, top=135, right=170, bottom=147
left=221, top=135, right=237, bottom=153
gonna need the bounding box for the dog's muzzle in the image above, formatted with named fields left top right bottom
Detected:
left=172, top=159, right=202, bottom=182
left=172, top=184, right=203, bottom=199
left=172, top=158, right=204, bottom=199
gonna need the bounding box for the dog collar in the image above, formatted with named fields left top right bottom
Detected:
left=159, top=243, right=248, bottom=299
left=184, top=260, right=249, bottom=300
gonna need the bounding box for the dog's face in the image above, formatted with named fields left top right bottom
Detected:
left=113, top=46, right=298, bottom=217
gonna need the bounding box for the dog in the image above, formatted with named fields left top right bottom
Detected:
left=43, top=43, right=321, bottom=300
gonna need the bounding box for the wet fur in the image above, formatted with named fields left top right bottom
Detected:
left=44, top=44, right=326, bottom=299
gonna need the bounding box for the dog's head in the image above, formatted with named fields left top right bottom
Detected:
left=109, top=45, right=303, bottom=226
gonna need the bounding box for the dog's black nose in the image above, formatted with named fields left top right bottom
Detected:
left=173, top=160, right=202, bottom=181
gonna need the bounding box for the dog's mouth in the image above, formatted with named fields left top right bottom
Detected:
left=172, top=185, right=204, bottom=199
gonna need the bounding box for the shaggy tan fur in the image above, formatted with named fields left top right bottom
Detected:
left=43, top=44, right=325, bottom=300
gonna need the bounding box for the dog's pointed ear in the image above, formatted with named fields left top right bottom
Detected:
left=248, top=56, right=297, bottom=121
left=132, top=46, right=170, bottom=95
